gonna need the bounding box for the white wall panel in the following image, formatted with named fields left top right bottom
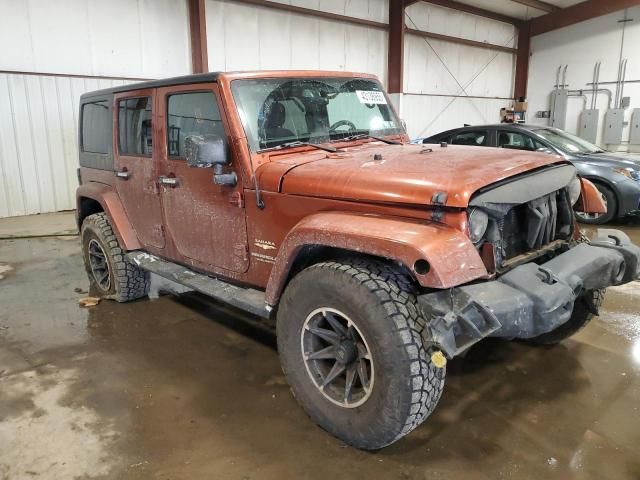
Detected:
left=528, top=6, right=640, bottom=149
left=0, top=73, right=129, bottom=218
left=0, top=0, right=191, bottom=79
left=206, top=0, right=388, bottom=83
left=401, top=2, right=515, bottom=138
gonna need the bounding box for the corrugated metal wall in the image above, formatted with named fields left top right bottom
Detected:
left=403, top=2, right=517, bottom=139
left=206, top=0, right=389, bottom=84
left=0, top=0, right=191, bottom=218
left=0, top=74, right=131, bottom=218
left=0, top=0, right=516, bottom=217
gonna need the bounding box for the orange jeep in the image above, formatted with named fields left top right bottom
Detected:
left=76, top=71, right=640, bottom=449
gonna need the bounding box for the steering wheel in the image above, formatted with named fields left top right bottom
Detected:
left=329, top=119, right=357, bottom=133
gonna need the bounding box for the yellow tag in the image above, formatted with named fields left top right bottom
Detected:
left=431, top=351, right=447, bottom=369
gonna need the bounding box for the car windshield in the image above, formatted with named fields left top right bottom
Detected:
left=533, top=128, right=604, bottom=155
left=231, top=77, right=404, bottom=151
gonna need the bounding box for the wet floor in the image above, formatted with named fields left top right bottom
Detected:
left=1, top=221, right=639, bottom=479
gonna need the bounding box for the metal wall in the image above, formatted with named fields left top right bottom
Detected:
left=0, top=0, right=191, bottom=218
left=403, top=2, right=517, bottom=139
left=527, top=6, right=640, bottom=150
left=205, top=0, right=389, bottom=84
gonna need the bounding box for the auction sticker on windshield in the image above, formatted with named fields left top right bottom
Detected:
left=356, top=90, right=387, bottom=104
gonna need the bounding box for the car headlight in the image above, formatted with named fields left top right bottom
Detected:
left=613, top=167, right=640, bottom=181
left=468, top=208, right=489, bottom=244
left=567, top=177, right=582, bottom=205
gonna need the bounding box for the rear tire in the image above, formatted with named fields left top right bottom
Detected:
left=525, top=289, right=605, bottom=345
left=81, top=213, right=150, bottom=302
left=276, top=258, right=445, bottom=450
left=575, top=183, right=617, bottom=225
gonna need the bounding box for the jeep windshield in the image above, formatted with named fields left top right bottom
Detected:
left=231, top=77, right=404, bottom=152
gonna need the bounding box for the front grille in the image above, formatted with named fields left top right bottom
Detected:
left=497, top=190, right=572, bottom=265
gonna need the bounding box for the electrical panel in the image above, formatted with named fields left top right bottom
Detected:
left=603, top=109, right=624, bottom=145
left=550, top=89, right=568, bottom=129
left=630, top=109, right=640, bottom=145
left=578, top=109, right=599, bottom=144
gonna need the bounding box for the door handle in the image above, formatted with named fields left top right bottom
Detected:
left=158, top=176, right=178, bottom=187
left=115, top=170, right=130, bottom=179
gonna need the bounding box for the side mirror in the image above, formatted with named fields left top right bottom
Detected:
left=185, top=135, right=229, bottom=168
left=536, top=147, right=553, bottom=155
left=184, top=135, right=237, bottom=186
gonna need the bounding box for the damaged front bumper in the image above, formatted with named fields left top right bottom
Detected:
left=418, top=229, right=640, bottom=358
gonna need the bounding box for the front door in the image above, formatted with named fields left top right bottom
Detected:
left=156, top=84, right=249, bottom=273
left=113, top=89, right=165, bottom=249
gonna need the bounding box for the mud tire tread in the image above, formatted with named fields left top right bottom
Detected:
left=81, top=212, right=150, bottom=302
left=277, top=257, right=445, bottom=449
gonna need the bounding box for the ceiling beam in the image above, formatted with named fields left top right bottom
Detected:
left=510, top=0, right=558, bottom=14
left=406, top=28, right=517, bottom=54
left=409, top=0, right=523, bottom=27
left=531, top=0, right=640, bottom=36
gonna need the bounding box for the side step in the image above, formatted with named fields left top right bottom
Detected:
left=126, top=251, right=269, bottom=319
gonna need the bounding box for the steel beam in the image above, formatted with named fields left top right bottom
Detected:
left=227, top=0, right=387, bottom=29
left=531, top=0, right=640, bottom=36
left=510, top=0, right=558, bottom=13
left=414, top=0, right=522, bottom=27
left=388, top=0, right=406, bottom=94
left=514, top=22, right=531, bottom=98
left=406, top=28, right=517, bottom=54
left=188, top=0, right=209, bottom=74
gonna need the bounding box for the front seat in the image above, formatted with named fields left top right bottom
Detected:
left=264, top=102, right=295, bottom=142
left=498, top=132, right=510, bottom=148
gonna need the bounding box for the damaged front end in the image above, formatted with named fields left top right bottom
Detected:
left=418, top=165, right=640, bottom=358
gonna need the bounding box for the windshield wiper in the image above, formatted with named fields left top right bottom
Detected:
left=335, top=133, right=402, bottom=145
left=258, top=141, right=336, bottom=153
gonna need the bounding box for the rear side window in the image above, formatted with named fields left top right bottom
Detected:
left=167, top=92, right=224, bottom=158
left=498, top=131, right=546, bottom=151
left=451, top=131, right=488, bottom=146
left=81, top=101, right=111, bottom=154
left=118, top=97, right=153, bottom=156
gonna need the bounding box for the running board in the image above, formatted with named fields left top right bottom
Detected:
left=126, top=251, right=269, bottom=319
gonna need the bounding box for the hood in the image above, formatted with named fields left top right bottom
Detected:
left=574, top=152, right=640, bottom=169
left=263, top=143, right=568, bottom=208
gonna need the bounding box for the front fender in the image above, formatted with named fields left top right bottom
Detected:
left=76, top=182, right=141, bottom=251
left=576, top=178, right=607, bottom=214
left=264, top=211, right=489, bottom=305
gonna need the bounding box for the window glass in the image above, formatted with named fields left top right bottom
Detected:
left=533, top=128, right=604, bottom=154
left=118, top=97, right=153, bottom=156
left=231, top=77, right=403, bottom=151
left=497, top=131, right=546, bottom=151
left=167, top=92, right=223, bottom=158
left=451, top=131, right=488, bottom=146
left=81, top=101, right=111, bottom=154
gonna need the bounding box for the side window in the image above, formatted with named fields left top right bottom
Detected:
left=497, top=131, right=539, bottom=151
left=118, top=97, right=153, bottom=156
left=451, top=131, right=488, bottom=146
left=167, top=92, right=223, bottom=158
left=81, top=101, right=111, bottom=154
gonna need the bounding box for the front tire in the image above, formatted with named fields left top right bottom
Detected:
left=276, top=258, right=445, bottom=450
left=81, top=213, right=150, bottom=302
left=525, top=289, right=605, bottom=345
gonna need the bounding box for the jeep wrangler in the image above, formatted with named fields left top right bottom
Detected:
left=76, top=71, right=640, bottom=450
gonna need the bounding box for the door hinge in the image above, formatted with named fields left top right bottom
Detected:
left=229, top=191, right=244, bottom=208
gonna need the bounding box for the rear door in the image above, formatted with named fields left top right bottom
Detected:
left=113, top=89, right=165, bottom=249
left=156, top=83, right=249, bottom=273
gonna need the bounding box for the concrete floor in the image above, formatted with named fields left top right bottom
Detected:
left=1, top=216, right=639, bottom=479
